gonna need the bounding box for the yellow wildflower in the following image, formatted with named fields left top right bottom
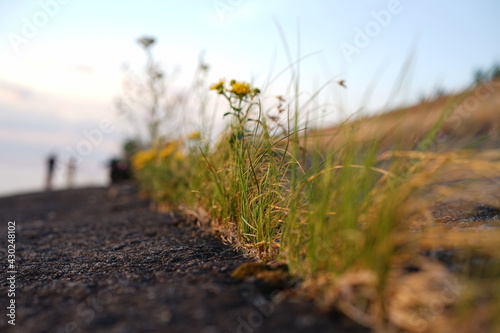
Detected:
left=210, top=79, right=225, bottom=92
left=174, top=151, right=185, bottom=161
left=230, top=81, right=251, bottom=96
left=187, top=131, right=201, bottom=140
left=131, top=149, right=157, bottom=170
left=159, top=141, right=179, bottom=159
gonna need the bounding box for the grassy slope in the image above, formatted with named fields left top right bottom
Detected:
left=307, top=79, right=500, bottom=152
left=294, top=81, right=500, bottom=332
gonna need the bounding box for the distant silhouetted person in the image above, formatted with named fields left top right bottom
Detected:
left=109, top=158, right=131, bottom=184
left=67, top=157, right=76, bottom=189
left=46, top=154, right=57, bottom=191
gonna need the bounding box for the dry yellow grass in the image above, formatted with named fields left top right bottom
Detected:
left=307, top=79, right=500, bottom=152
left=293, top=81, right=500, bottom=332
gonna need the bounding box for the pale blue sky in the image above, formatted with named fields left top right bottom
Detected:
left=1, top=0, right=499, bottom=195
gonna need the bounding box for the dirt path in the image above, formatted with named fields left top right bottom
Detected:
left=0, top=186, right=367, bottom=333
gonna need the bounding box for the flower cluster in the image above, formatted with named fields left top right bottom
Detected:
left=131, top=149, right=157, bottom=170
left=210, top=79, right=260, bottom=98
left=132, top=140, right=189, bottom=171
left=159, top=141, right=179, bottom=159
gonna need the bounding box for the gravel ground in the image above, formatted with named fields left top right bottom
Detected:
left=0, top=186, right=367, bottom=333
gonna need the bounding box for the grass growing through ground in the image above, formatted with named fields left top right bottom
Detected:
left=128, top=69, right=499, bottom=332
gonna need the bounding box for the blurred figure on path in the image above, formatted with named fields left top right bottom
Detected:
left=67, top=157, right=76, bottom=188
left=46, top=154, right=57, bottom=191
left=109, top=158, right=131, bottom=184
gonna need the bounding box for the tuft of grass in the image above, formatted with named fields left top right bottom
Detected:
left=199, top=79, right=291, bottom=258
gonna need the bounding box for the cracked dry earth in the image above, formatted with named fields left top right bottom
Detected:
left=0, top=186, right=367, bottom=333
